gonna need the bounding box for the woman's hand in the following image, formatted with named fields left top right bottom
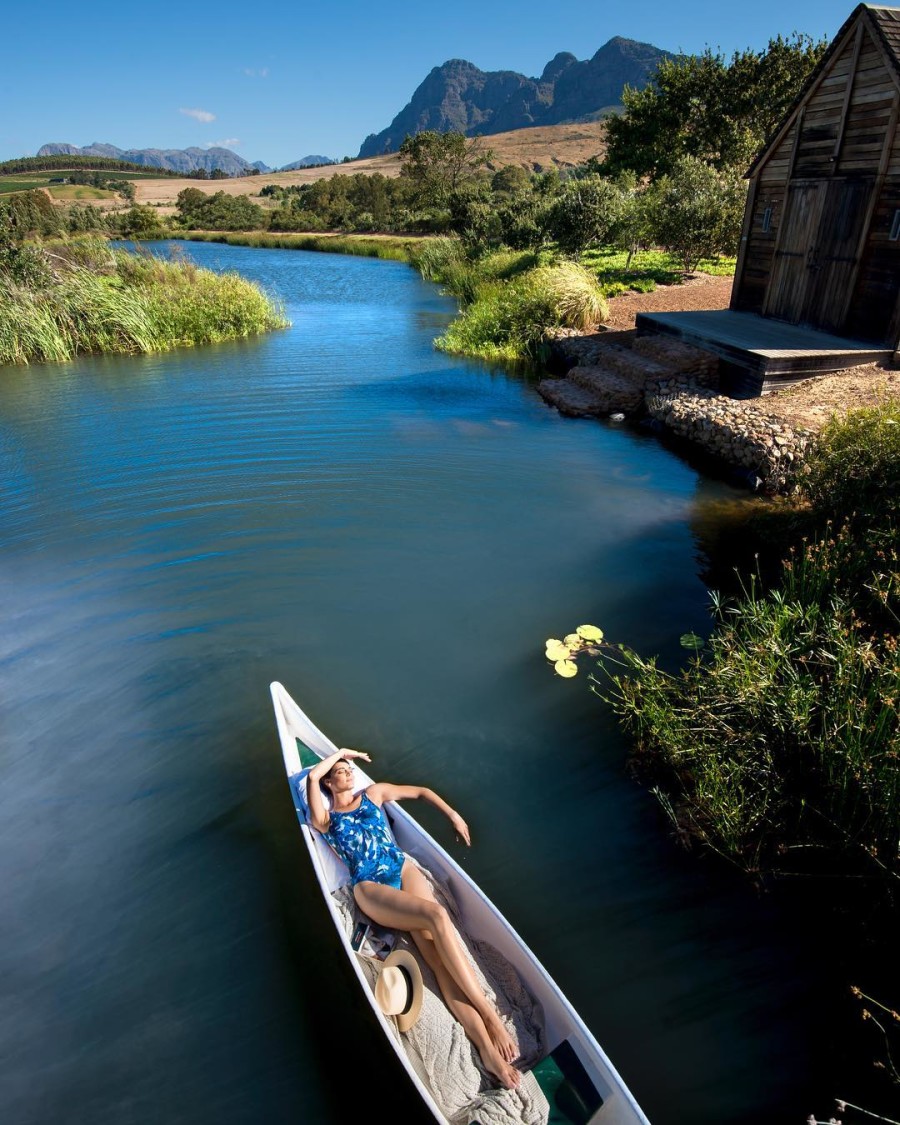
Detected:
left=449, top=810, right=471, bottom=846
left=339, top=747, right=371, bottom=763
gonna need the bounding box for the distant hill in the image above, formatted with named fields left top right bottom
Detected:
left=37, top=142, right=266, bottom=177
left=132, top=121, right=610, bottom=209
left=358, top=37, right=676, bottom=157
left=279, top=155, right=336, bottom=170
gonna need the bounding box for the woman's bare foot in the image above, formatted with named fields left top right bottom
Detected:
left=480, top=1042, right=522, bottom=1089
left=484, top=1010, right=517, bottom=1063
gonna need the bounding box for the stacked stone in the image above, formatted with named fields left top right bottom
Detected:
left=566, top=367, right=645, bottom=414
left=632, top=336, right=720, bottom=390
left=536, top=379, right=609, bottom=417
left=646, top=386, right=814, bottom=493
left=546, top=330, right=637, bottom=369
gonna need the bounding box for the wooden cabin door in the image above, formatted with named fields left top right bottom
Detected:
left=805, top=178, right=873, bottom=333
left=767, top=179, right=873, bottom=334
left=767, top=183, right=825, bottom=323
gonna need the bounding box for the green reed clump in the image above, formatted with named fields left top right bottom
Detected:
left=0, top=241, right=288, bottom=366
left=435, top=258, right=608, bottom=361
left=591, top=400, right=900, bottom=881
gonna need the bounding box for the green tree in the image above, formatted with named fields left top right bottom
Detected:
left=603, top=33, right=827, bottom=179
left=0, top=212, right=52, bottom=286
left=491, top=164, right=531, bottom=196
left=117, top=204, right=168, bottom=239
left=644, top=156, right=745, bottom=273
left=399, top=131, right=494, bottom=209
left=547, top=175, right=626, bottom=258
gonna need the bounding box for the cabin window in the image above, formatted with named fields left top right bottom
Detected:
left=890, top=210, right=900, bottom=242
left=761, top=207, right=772, bottom=233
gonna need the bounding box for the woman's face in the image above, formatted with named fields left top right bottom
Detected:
left=325, top=760, right=354, bottom=791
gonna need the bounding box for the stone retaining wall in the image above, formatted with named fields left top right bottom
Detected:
left=647, top=384, right=815, bottom=494
left=542, top=330, right=819, bottom=494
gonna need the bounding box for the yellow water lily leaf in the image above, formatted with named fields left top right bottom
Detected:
left=576, top=624, right=603, bottom=641
left=545, top=642, right=572, bottom=662
left=564, top=634, right=583, bottom=648
left=554, top=659, right=578, bottom=678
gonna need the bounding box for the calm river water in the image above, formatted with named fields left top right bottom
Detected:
left=0, top=242, right=833, bottom=1124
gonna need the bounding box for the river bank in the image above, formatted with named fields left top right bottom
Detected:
left=0, top=237, right=288, bottom=366
left=540, top=273, right=900, bottom=494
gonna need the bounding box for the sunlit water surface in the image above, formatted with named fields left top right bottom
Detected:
left=0, top=242, right=830, bottom=1124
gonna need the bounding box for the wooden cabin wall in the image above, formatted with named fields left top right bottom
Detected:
left=731, top=126, right=794, bottom=313
left=732, top=14, right=900, bottom=348
left=845, top=177, right=900, bottom=342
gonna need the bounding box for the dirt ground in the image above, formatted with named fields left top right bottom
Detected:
left=604, top=273, right=900, bottom=432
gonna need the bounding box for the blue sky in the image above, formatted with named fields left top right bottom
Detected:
left=1, top=0, right=862, bottom=168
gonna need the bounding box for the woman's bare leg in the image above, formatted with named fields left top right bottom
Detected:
left=354, top=864, right=517, bottom=1064
left=407, top=909, right=521, bottom=1088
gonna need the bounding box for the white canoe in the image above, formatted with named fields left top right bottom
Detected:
left=270, top=680, right=651, bottom=1125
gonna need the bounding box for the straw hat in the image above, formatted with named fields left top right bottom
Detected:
left=374, top=949, right=424, bottom=1032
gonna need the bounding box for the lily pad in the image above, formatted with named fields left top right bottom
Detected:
left=576, top=624, right=604, bottom=641
left=563, top=633, right=583, bottom=648
left=546, top=642, right=573, bottom=662
left=554, top=659, right=578, bottom=678
left=680, top=632, right=705, bottom=650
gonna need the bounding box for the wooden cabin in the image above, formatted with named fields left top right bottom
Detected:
left=732, top=3, right=900, bottom=350
left=637, top=4, right=900, bottom=395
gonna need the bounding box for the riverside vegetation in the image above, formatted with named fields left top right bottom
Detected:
left=550, top=402, right=900, bottom=1119
left=0, top=223, right=288, bottom=367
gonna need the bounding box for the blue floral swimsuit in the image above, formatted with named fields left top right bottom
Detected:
left=323, top=793, right=406, bottom=889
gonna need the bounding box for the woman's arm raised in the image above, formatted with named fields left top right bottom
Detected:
left=305, top=748, right=371, bottom=833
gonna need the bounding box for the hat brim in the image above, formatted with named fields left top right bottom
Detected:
left=377, top=949, right=424, bottom=1033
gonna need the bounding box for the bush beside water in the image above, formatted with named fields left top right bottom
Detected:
left=0, top=239, right=288, bottom=366
left=590, top=400, right=900, bottom=882
left=407, top=239, right=608, bottom=362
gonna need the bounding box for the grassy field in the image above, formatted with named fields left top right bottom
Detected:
left=581, top=247, right=737, bottom=293
left=0, top=169, right=166, bottom=197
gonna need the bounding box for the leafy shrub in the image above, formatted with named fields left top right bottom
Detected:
left=644, top=156, right=745, bottom=273
left=435, top=259, right=607, bottom=361
left=802, top=398, right=900, bottom=524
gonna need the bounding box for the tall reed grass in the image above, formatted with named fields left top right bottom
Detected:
left=0, top=240, right=288, bottom=366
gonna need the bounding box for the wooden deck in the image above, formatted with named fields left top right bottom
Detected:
left=635, top=309, right=893, bottom=396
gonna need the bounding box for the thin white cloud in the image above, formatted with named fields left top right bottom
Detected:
left=207, top=138, right=240, bottom=149
left=243, top=67, right=269, bottom=78
left=179, top=107, right=216, bottom=123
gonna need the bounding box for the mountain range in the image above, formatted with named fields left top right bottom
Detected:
left=36, top=142, right=341, bottom=175
left=357, top=36, right=675, bottom=157
left=36, top=142, right=270, bottom=176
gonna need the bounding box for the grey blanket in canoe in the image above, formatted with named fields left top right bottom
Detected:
left=332, top=862, right=549, bottom=1125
